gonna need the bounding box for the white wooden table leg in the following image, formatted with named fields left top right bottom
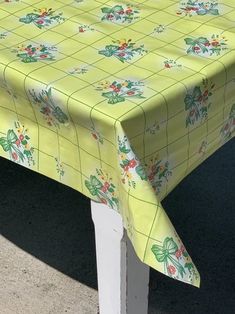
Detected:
left=91, top=200, right=149, bottom=314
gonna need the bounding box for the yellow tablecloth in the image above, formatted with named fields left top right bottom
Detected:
left=0, top=0, right=234, bottom=287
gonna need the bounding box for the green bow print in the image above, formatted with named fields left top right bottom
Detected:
left=152, top=237, right=186, bottom=278
left=185, top=37, right=210, bottom=54
left=0, top=129, right=25, bottom=162
left=85, top=175, right=118, bottom=209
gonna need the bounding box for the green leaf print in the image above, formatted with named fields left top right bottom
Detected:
left=19, top=13, right=38, bottom=24
left=184, top=38, right=195, bottom=45
left=185, top=262, right=194, bottom=271
left=119, top=146, right=131, bottom=154
left=209, top=8, right=219, bottom=15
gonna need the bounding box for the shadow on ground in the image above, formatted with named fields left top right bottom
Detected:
left=0, top=138, right=234, bottom=314
left=0, top=157, right=97, bottom=289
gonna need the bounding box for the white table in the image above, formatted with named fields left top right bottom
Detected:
left=91, top=200, right=149, bottom=314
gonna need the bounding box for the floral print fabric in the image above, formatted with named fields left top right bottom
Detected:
left=0, top=0, right=234, bottom=287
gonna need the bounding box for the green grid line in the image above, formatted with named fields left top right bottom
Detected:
left=0, top=1, right=234, bottom=283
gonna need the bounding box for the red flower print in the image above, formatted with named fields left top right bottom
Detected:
left=118, top=52, right=125, bottom=57
left=100, top=198, right=107, bottom=205
left=129, top=159, right=137, bottom=168
left=92, top=133, right=98, bottom=140
left=193, top=46, right=200, bottom=52
left=167, top=265, right=176, bottom=275
left=37, top=20, right=44, bottom=25
left=124, top=165, right=129, bottom=171
left=19, top=134, right=24, bottom=141
left=190, top=109, right=195, bottom=116
left=101, top=182, right=110, bottom=192
left=180, top=245, right=186, bottom=253
left=175, top=250, right=182, bottom=259
left=12, top=152, right=18, bottom=161
left=224, top=123, right=229, bottom=131
left=101, top=186, right=108, bottom=192
left=211, top=41, right=219, bottom=47
left=40, top=54, right=48, bottom=58
left=126, top=9, right=133, bottom=14
left=127, top=91, right=135, bottom=95
left=104, top=182, right=110, bottom=189
left=43, top=107, right=51, bottom=115
left=203, top=90, right=209, bottom=97
left=15, top=139, right=20, bottom=146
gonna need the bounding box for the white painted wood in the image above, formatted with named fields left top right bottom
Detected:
left=126, top=236, right=149, bottom=314
left=91, top=200, right=149, bottom=314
